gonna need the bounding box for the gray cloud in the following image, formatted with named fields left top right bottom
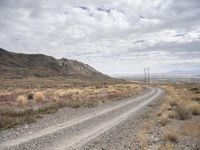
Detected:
left=0, top=0, right=199, bottom=74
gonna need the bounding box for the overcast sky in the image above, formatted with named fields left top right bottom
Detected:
left=0, top=0, right=200, bottom=74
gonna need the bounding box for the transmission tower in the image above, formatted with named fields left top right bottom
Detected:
left=144, top=67, right=150, bottom=84
left=147, top=67, right=150, bottom=84
left=144, top=68, right=147, bottom=84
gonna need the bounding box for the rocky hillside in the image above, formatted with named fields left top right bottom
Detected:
left=0, top=48, right=110, bottom=80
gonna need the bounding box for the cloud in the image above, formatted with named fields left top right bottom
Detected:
left=0, top=0, right=199, bottom=74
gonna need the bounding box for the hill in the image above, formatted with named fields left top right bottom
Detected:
left=165, top=70, right=200, bottom=75
left=0, top=48, right=111, bottom=81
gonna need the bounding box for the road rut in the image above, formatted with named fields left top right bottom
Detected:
left=0, top=87, right=164, bottom=150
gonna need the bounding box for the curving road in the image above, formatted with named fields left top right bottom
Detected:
left=0, top=87, right=164, bottom=150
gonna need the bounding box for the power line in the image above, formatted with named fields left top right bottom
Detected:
left=147, top=67, right=150, bottom=84
left=144, top=67, right=150, bottom=84
left=144, top=68, right=147, bottom=84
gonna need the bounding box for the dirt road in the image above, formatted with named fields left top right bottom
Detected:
left=0, top=87, right=164, bottom=150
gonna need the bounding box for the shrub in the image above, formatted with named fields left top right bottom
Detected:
left=157, top=112, right=162, bottom=117
left=138, top=131, right=148, bottom=149
left=27, top=93, right=34, bottom=100
left=175, top=105, right=190, bottom=120
left=16, top=95, right=28, bottom=106
left=163, top=129, right=178, bottom=143
left=191, top=97, right=200, bottom=102
left=53, top=96, right=60, bottom=102
left=169, top=100, right=178, bottom=108
left=188, top=102, right=200, bottom=115
left=190, top=87, right=199, bottom=93
left=158, top=114, right=169, bottom=126
left=161, top=103, right=172, bottom=111
left=34, top=92, right=45, bottom=102
left=167, top=111, right=177, bottom=119
left=158, top=143, right=174, bottom=150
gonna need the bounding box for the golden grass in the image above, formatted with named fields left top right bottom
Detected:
left=158, top=143, right=175, bottom=150
left=187, top=102, right=200, bottom=115
left=16, top=95, right=28, bottom=106
left=160, top=103, right=172, bottom=111
left=168, top=99, right=178, bottom=107
left=175, top=105, right=190, bottom=120
left=137, top=131, right=148, bottom=150
left=181, top=121, right=200, bottom=136
left=158, top=114, right=169, bottom=126
left=0, top=83, right=143, bottom=130
left=53, top=96, right=60, bottom=102
left=167, top=111, right=177, bottom=119
left=34, top=92, right=45, bottom=102
left=133, top=84, right=200, bottom=149
left=163, top=129, right=178, bottom=143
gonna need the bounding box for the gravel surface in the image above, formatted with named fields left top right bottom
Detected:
left=0, top=87, right=164, bottom=150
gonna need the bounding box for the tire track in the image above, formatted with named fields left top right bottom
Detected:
left=0, top=88, right=163, bottom=150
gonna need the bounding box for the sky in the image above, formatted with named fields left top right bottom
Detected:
left=0, top=0, right=200, bottom=75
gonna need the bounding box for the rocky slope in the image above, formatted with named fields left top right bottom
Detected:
left=0, top=48, right=109, bottom=80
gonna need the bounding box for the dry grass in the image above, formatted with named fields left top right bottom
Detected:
left=0, top=108, right=36, bottom=130
left=52, top=84, right=142, bottom=108
left=163, top=129, right=178, bottom=143
left=34, top=92, right=45, bottom=103
left=168, top=99, right=178, bottom=108
left=158, top=143, right=175, bottom=150
left=181, top=121, right=200, bottom=136
left=137, top=131, right=148, bottom=150
left=192, top=97, right=200, bottom=102
left=16, top=95, right=28, bottom=106
left=175, top=105, right=190, bottom=120
left=0, top=76, right=123, bottom=90
left=160, top=103, right=172, bottom=111
left=167, top=111, right=177, bottom=119
left=53, top=96, right=60, bottom=102
left=0, top=83, right=143, bottom=130
left=158, top=114, right=169, bottom=126
left=187, top=102, right=200, bottom=115
left=133, top=84, right=200, bottom=149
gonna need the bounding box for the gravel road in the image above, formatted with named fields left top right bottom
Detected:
left=0, top=87, right=164, bottom=150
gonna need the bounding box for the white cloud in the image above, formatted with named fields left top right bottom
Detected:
left=0, top=0, right=200, bottom=74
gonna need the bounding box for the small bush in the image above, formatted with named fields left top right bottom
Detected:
left=157, top=112, right=162, bottom=117
left=27, top=93, right=34, bottom=100
left=158, top=143, right=174, bottom=150
left=16, top=95, right=28, bottom=106
left=188, top=102, right=200, bottom=115
left=192, top=97, right=200, bottom=102
left=138, top=131, right=148, bottom=149
left=163, top=129, right=178, bottom=143
left=190, top=87, right=199, bottom=93
left=158, top=114, right=169, bottom=126
left=34, top=92, right=45, bottom=102
left=169, top=100, right=178, bottom=108
left=175, top=105, right=190, bottom=120
left=161, top=103, right=172, bottom=111
left=53, top=96, right=60, bottom=102
left=167, top=111, right=177, bottom=119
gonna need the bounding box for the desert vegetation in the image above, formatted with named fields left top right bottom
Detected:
left=163, top=129, right=178, bottom=143
left=0, top=82, right=143, bottom=130
left=134, top=84, right=200, bottom=150
left=16, top=95, right=28, bottom=107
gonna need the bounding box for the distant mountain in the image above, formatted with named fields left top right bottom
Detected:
left=165, top=70, right=200, bottom=75
left=0, top=48, right=112, bottom=80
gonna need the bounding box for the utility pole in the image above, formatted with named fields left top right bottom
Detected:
left=144, top=67, right=150, bottom=84
left=144, top=68, right=147, bottom=84
left=147, top=67, right=150, bottom=84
